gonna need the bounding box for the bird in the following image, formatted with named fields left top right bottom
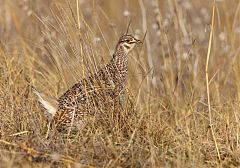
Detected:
left=33, top=34, right=142, bottom=132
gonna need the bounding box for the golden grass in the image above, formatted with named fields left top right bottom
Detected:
left=1, top=0, right=240, bottom=167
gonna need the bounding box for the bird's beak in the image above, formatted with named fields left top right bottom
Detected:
left=135, top=39, right=142, bottom=44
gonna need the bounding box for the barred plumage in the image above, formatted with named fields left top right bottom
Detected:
left=33, top=34, right=141, bottom=131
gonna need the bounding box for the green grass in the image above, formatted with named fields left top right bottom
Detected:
left=1, top=0, right=240, bottom=167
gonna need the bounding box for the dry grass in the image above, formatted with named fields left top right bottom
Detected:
left=1, top=0, right=240, bottom=167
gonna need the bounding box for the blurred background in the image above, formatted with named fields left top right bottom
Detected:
left=1, top=0, right=240, bottom=167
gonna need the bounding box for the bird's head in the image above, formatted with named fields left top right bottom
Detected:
left=117, top=34, right=142, bottom=54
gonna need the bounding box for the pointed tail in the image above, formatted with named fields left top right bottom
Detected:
left=31, top=86, right=58, bottom=121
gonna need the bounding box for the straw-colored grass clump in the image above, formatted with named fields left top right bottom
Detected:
left=1, top=0, right=240, bottom=167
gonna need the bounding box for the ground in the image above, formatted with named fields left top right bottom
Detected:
left=1, top=0, right=240, bottom=167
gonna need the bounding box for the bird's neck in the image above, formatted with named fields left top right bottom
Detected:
left=111, top=45, right=128, bottom=71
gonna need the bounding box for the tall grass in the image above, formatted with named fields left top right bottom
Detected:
left=1, top=0, right=240, bottom=167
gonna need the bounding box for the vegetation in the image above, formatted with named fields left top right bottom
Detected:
left=1, top=0, right=240, bottom=167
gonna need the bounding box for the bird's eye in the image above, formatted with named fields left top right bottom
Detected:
left=126, top=39, right=130, bottom=43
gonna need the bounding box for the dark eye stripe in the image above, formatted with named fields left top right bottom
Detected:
left=120, top=39, right=136, bottom=43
